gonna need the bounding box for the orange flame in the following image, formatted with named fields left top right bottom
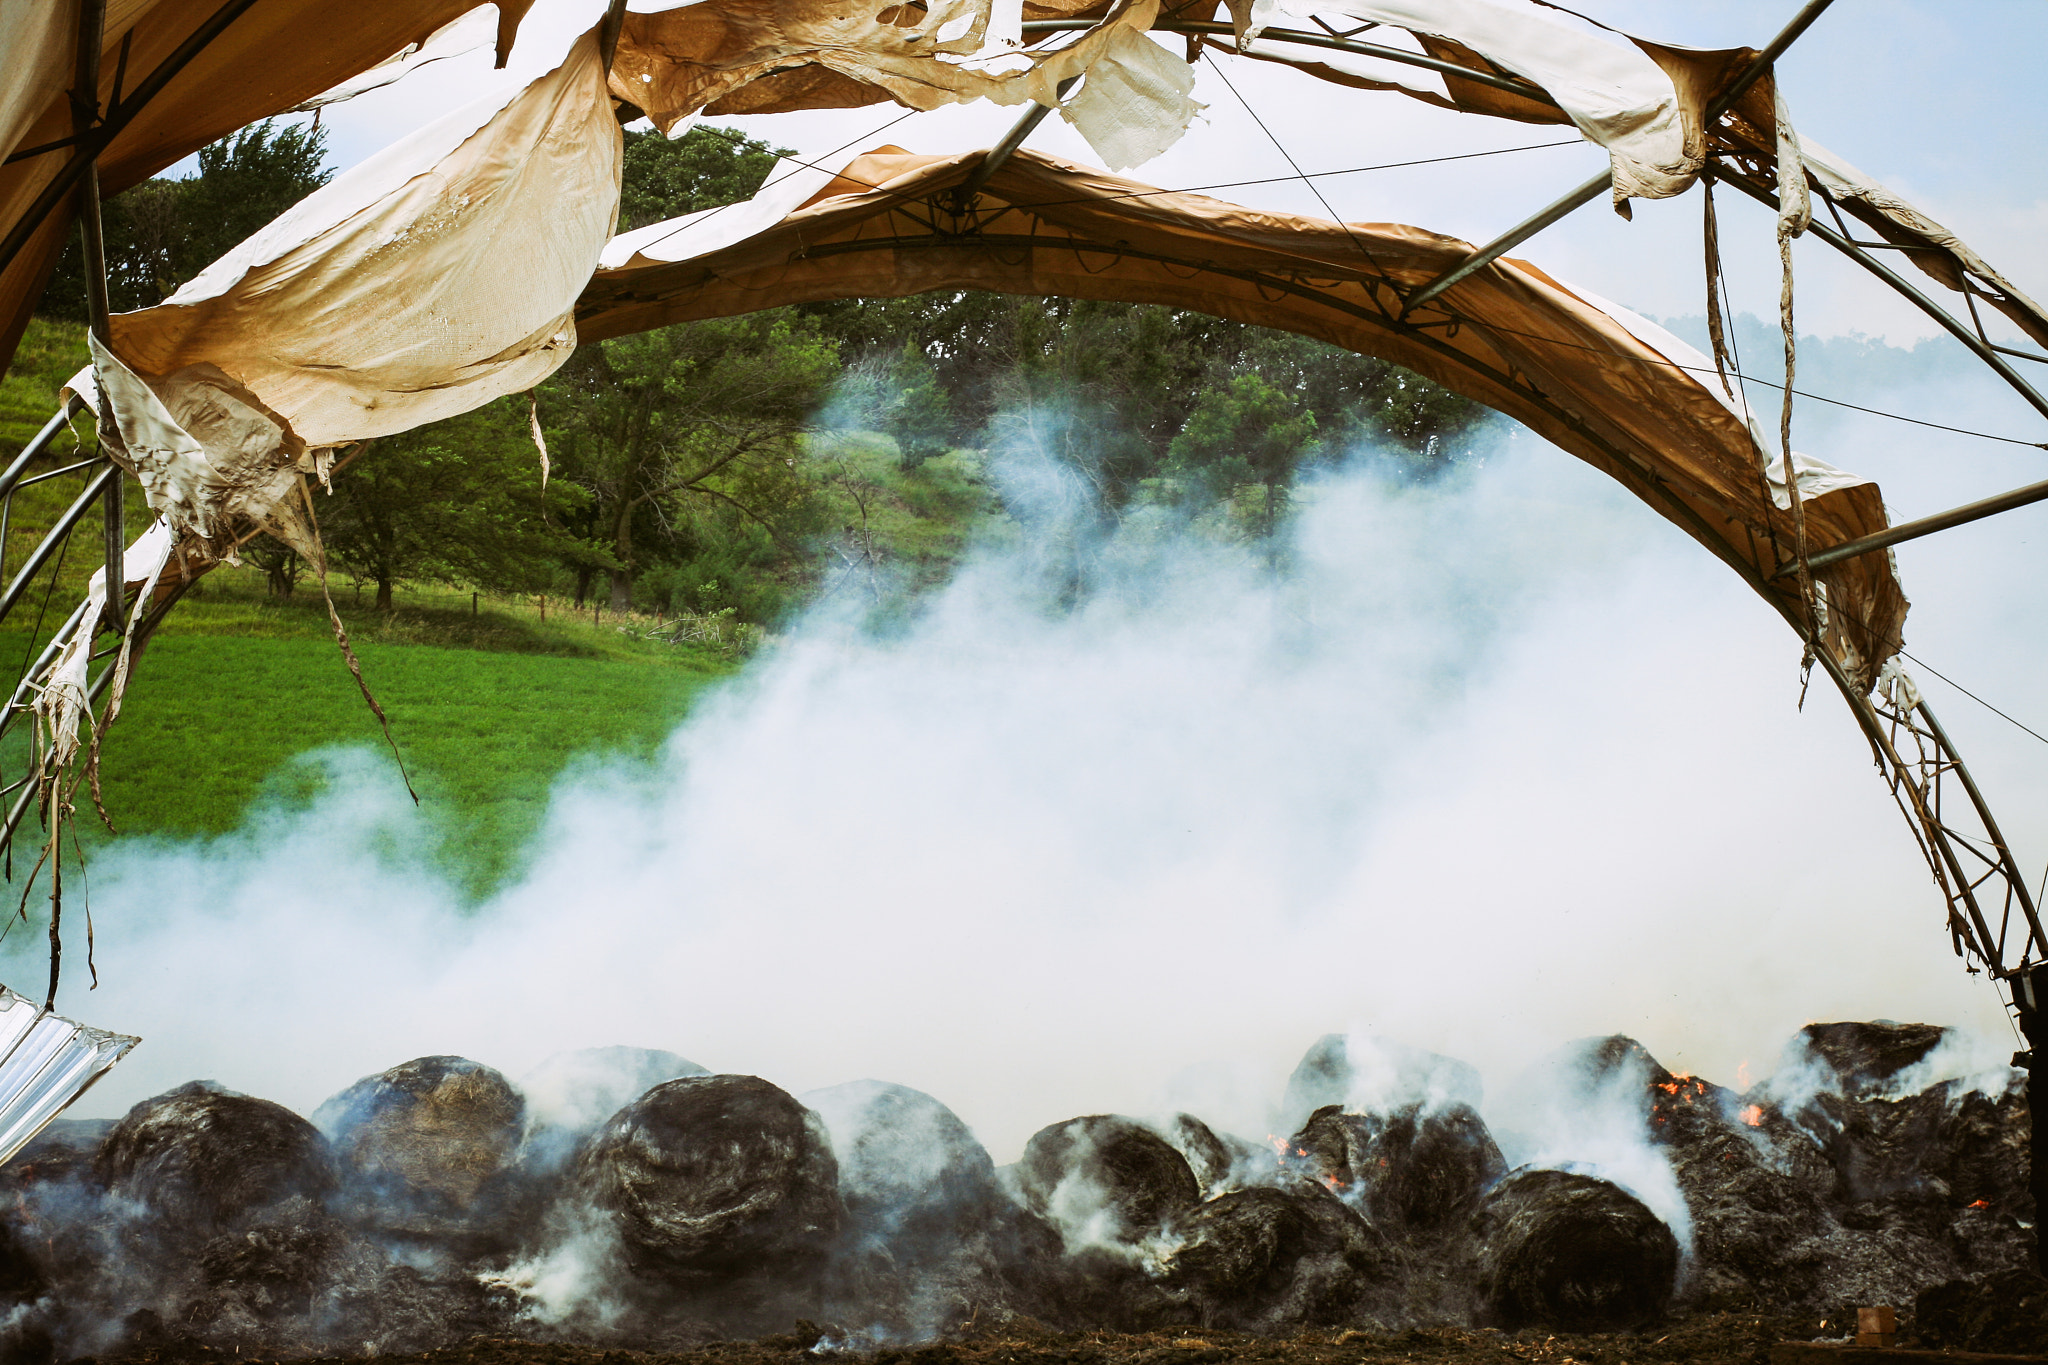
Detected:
left=1740, top=1104, right=1763, bottom=1127
left=1969, top=1199, right=1990, bottom=1209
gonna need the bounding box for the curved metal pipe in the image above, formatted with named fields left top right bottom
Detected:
left=1020, top=19, right=1560, bottom=106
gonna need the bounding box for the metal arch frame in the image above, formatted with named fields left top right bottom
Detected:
left=781, top=170, right=2048, bottom=988
left=1022, top=0, right=2048, bottom=984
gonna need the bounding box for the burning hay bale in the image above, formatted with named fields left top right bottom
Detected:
left=1286, top=1102, right=1506, bottom=1235
left=802, top=1080, right=1000, bottom=1250
left=1015, top=1114, right=1201, bottom=1248
left=1164, top=1183, right=1400, bottom=1332
left=1152, top=1112, right=1272, bottom=1198
left=315, top=1055, right=526, bottom=1245
left=98, top=1081, right=335, bottom=1234
left=1471, top=1167, right=1678, bottom=1330
left=574, top=1073, right=843, bottom=1281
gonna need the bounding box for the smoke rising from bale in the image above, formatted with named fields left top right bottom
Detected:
left=23, top=431, right=2014, bottom=1162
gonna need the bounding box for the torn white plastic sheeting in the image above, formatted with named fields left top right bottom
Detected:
left=287, top=7, right=501, bottom=113
left=600, top=154, right=847, bottom=269
left=108, top=26, right=623, bottom=451
left=34, top=519, right=175, bottom=773
left=83, top=333, right=308, bottom=549
left=1799, top=135, right=2048, bottom=349
left=1058, top=28, right=1204, bottom=172
left=1243, top=0, right=1699, bottom=203
left=0, top=984, right=137, bottom=1168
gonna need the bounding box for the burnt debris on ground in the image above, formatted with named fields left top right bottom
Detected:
left=0, top=1025, right=2038, bottom=1362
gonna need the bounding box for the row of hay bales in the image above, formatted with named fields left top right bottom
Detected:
left=0, top=1023, right=2031, bottom=1359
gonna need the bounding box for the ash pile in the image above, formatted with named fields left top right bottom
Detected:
left=0, top=1022, right=2034, bottom=1360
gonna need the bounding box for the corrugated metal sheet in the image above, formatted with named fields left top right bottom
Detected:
left=0, top=983, right=137, bottom=1166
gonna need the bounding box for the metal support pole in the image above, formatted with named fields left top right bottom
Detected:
left=1400, top=0, right=1839, bottom=318
left=0, top=0, right=263, bottom=280
left=952, top=77, right=1079, bottom=211
left=1715, top=168, right=2048, bottom=425
left=0, top=466, right=117, bottom=626
left=72, top=0, right=122, bottom=638
left=0, top=398, right=84, bottom=500
left=1400, top=170, right=1610, bottom=316
left=1779, top=475, right=2048, bottom=576
left=1917, top=700, right=2048, bottom=963
left=2009, top=965, right=2048, bottom=1273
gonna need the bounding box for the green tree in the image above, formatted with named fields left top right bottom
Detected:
left=541, top=311, right=840, bottom=611
left=41, top=120, right=331, bottom=317
left=319, top=396, right=568, bottom=611
left=617, top=125, right=787, bottom=231
left=1167, top=373, right=1319, bottom=534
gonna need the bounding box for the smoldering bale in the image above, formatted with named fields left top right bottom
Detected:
left=1150, top=1113, right=1274, bottom=1199
left=315, top=1055, right=526, bottom=1245
left=520, top=1046, right=709, bottom=1170
left=1288, top=1102, right=1505, bottom=1235
left=575, top=1073, right=843, bottom=1281
left=98, top=1080, right=336, bottom=1234
left=1016, top=1114, right=1200, bottom=1247
left=1280, top=1035, right=1483, bottom=1135
left=1471, top=1168, right=1678, bottom=1331
left=801, top=1079, right=1001, bottom=1249
left=1165, top=1183, right=1401, bottom=1332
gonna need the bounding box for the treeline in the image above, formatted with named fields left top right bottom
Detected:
left=35, top=121, right=1487, bottom=626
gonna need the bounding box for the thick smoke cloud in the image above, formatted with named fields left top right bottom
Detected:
left=11, top=395, right=2023, bottom=1165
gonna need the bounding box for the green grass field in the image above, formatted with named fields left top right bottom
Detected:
left=0, top=569, right=741, bottom=899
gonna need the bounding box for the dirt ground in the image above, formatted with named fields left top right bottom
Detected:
left=70, top=1312, right=1854, bottom=1365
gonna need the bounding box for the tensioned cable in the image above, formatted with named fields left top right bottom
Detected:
left=1000, top=138, right=1582, bottom=211
left=1899, top=650, right=2048, bottom=750
left=683, top=118, right=1578, bottom=233
left=620, top=109, right=924, bottom=257
left=1206, top=54, right=1394, bottom=284
left=1447, top=315, right=2048, bottom=453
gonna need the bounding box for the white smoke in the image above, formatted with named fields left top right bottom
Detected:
left=11, top=413, right=2019, bottom=1169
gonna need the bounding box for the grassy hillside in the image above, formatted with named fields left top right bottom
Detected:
left=0, top=568, right=740, bottom=899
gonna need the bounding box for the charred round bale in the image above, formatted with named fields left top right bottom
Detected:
left=96, top=1081, right=334, bottom=1234
left=575, top=1074, right=842, bottom=1280
left=1166, top=1185, right=1398, bottom=1331
left=1797, top=1021, right=1951, bottom=1098
left=1153, top=1113, right=1272, bottom=1199
left=1472, top=1168, right=1678, bottom=1330
left=1017, top=1115, right=1200, bottom=1246
left=801, top=1079, right=998, bottom=1248
left=315, top=1056, right=525, bottom=1220
left=1290, top=1102, right=1505, bottom=1233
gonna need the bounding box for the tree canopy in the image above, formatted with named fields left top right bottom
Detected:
left=30, top=115, right=1491, bottom=629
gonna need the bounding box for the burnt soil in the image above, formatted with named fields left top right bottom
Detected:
left=70, top=1311, right=1846, bottom=1365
